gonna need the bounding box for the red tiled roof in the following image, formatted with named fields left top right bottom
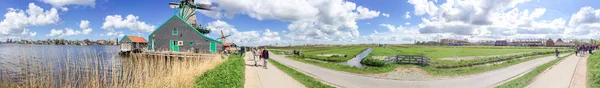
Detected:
left=223, top=42, right=234, bottom=47
left=128, top=36, right=147, bottom=43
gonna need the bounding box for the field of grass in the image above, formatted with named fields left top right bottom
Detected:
left=589, top=53, right=600, bottom=87
left=195, top=54, right=245, bottom=88
left=276, top=45, right=571, bottom=76
left=271, top=46, right=368, bottom=62
left=287, top=55, right=405, bottom=74
left=269, top=59, right=334, bottom=88
left=495, top=53, right=573, bottom=88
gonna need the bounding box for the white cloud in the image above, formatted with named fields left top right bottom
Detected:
left=203, top=0, right=381, bottom=43
left=46, top=29, right=64, bottom=37
left=382, top=13, right=390, bottom=18
left=0, top=3, right=60, bottom=38
left=407, top=0, right=438, bottom=16
left=405, top=12, right=411, bottom=19
left=405, top=22, right=411, bottom=25
left=40, top=0, right=95, bottom=8
left=568, top=6, right=600, bottom=26
left=206, top=20, right=283, bottom=46
left=80, top=20, right=92, bottom=34
left=101, top=14, right=156, bottom=33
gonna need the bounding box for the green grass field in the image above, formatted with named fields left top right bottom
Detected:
left=276, top=45, right=570, bottom=76
left=271, top=46, right=368, bottom=62
left=269, top=59, right=334, bottom=88
left=589, top=53, right=600, bottom=87
left=496, top=53, right=573, bottom=88
left=195, top=55, right=245, bottom=88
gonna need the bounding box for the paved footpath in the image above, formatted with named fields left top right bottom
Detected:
left=270, top=52, right=570, bottom=88
left=243, top=52, right=305, bottom=88
left=527, top=53, right=589, bottom=88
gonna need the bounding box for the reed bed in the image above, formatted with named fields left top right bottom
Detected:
left=0, top=48, right=223, bottom=88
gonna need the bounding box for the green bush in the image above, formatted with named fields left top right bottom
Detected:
left=361, top=58, right=386, bottom=67
left=195, top=55, right=245, bottom=88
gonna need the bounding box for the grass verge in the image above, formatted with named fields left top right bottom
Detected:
left=269, top=59, right=335, bottom=88
left=495, top=53, right=573, bottom=88
left=288, top=55, right=401, bottom=74
left=589, top=53, right=600, bottom=87
left=195, top=54, right=245, bottom=88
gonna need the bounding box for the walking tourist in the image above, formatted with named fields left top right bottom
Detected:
left=555, top=48, right=559, bottom=58
left=252, top=48, right=259, bottom=66
left=262, top=47, right=270, bottom=69
left=240, top=47, right=245, bottom=56
left=575, top=45, right=579, bottom=56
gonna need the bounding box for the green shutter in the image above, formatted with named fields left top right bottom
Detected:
left=172, top=28, right=178, bottom=35
left=210, top=41, right=216, bottom=53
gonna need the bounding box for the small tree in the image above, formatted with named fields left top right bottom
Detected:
left=195, top=25, right=211, bottom=34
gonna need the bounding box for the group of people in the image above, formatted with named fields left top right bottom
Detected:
left=251, top=47, right=270, bottom=69
left=575, top=44, right=599, bottom=56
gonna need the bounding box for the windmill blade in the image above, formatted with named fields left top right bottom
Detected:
left=194, top=3, right=213, bottom=11
left=169, top=2, right=180, bottom=8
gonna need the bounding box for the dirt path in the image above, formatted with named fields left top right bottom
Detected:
left=526, top=54, right=587, bottom=88
left=243, top=52, right=305, bottom=88
left=270, top=52, right=569, bottom=88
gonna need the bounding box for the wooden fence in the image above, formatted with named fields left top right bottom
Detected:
left=385, top=54, right=430, bottom=66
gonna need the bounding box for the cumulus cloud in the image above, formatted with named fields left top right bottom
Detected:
left=46, top=29, right=64, bottom=37
left=101, top=14, right=156, bottom=33
left=40, top=0, right=95, bottom=8
left=382, top=13, right=390, bottom=18
left=206, top=20, right=282, bottom=46
left=0, top=3, right=60, bottom=38
left=564, top=6, right=600, bottom=36
left=202, top=0, right=381, bottom=43
left=80, top=20, right=92, bottom=34
left=46, top=28, right=88, bottom=37
left=405, top=12, right=411, bottom=19
left=568, top=6, right=600, bottom=26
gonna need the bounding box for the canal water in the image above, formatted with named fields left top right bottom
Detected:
left=344, top=48, right=373, bottom=68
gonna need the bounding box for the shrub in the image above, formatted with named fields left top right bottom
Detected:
left=361, top=58, right=386, bottom=67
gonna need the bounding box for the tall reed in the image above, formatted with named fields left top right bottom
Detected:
left=0, top=46, right=223, bottom=88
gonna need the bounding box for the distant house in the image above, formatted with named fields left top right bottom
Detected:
left=223, top=42, right=237, bottom=53
left=546, top=38, right=555, bottom=47
left=119, top=35, right=148, bottom=53
left=495, top=40, right=508, bottom=46
left=147, top=15, right=222, bottom=53
left=554, top=38, right=574, bottom=47
left=97, top=40, right=106, bottom=45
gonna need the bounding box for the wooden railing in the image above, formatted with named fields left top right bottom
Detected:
left=385, top=54, right=430, bottom=66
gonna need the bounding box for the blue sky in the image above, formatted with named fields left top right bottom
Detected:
left=2, top=0, right=600, bottom=46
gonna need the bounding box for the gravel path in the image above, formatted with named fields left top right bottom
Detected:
left=527, top=53, right=589, bottom=88
left=244, top=52, right=305, bottom=88
left=270, top=52, right=569, bottom=88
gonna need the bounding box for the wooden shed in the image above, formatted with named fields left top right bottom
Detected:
left=147, top=15, right=222, bottom=53
left=119, top=35, right=148, bottom=53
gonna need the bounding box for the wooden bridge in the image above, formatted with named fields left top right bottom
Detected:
left=384, top=54, right=430, bottom=66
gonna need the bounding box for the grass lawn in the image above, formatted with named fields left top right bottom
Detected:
left=271, top=46, right=368, bottom=62
left=195, top=55, right=245, bottom=88
left=589, top=53, right=600, bottom=87
left=495, top=53, right=573, bottom=88
left=269, top=59, right=334, bottom=88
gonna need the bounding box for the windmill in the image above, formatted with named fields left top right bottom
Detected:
left=218, top=30, right=231, bottom=43
left=169, top=0, right=213, bottom=34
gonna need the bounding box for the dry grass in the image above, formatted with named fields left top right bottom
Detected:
left=0, top=48, right=223, bottom=88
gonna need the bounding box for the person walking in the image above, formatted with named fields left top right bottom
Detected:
left=239, top=47, right=245, bottom=56
left=575, top=46, right=579, bottom=56
left=555, top=48, right=559, bottom=58
left=261, top=47, right=270, bottom=69
left=252, top=48, right=259, bottom=66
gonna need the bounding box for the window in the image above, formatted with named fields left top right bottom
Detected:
left=172, top=28, right=178, bottom=35
left=189, top=42, right=194, bottom=46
